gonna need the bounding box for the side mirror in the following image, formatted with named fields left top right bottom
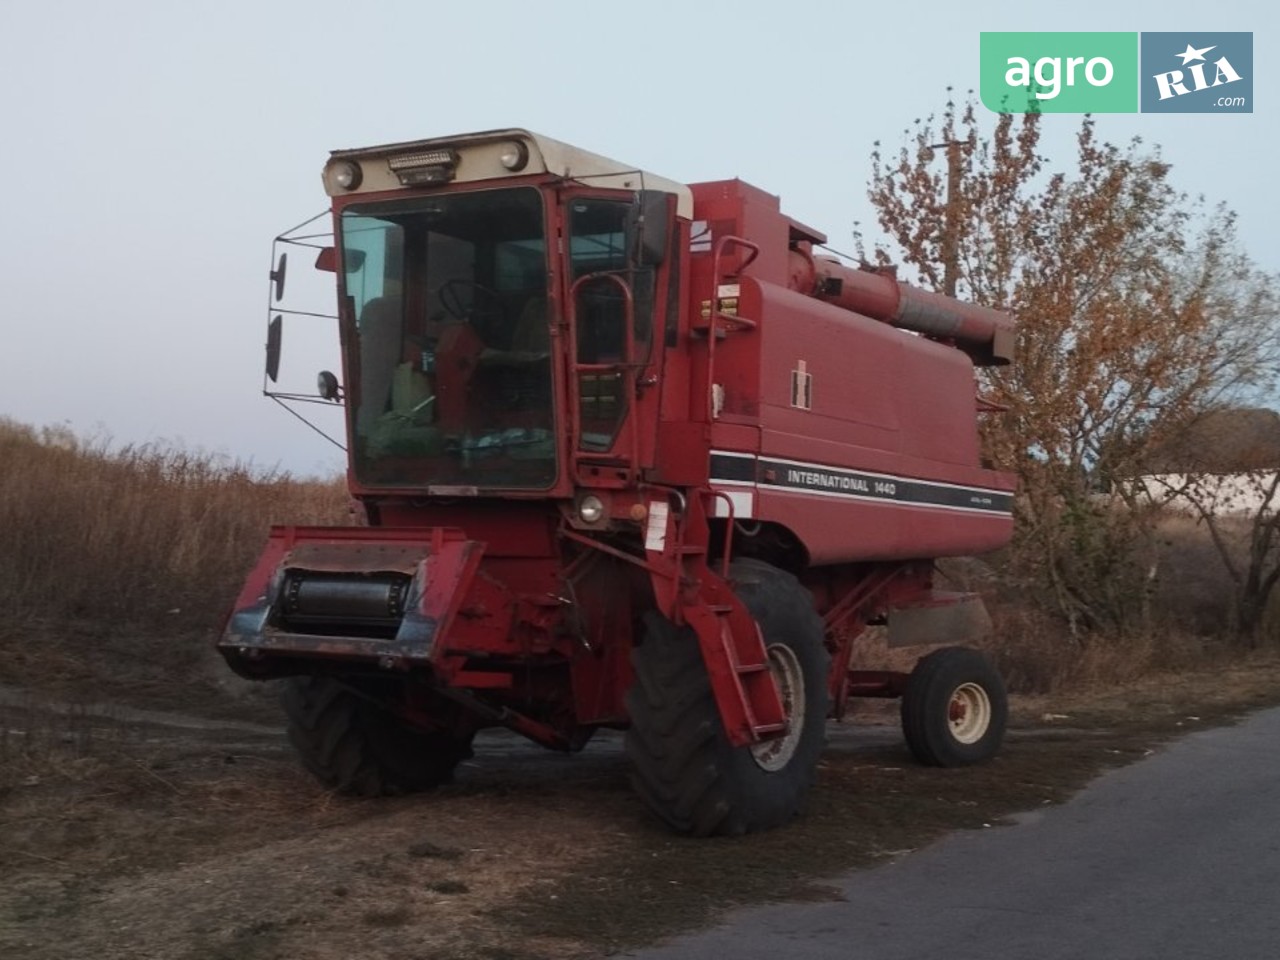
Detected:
left=271, top=251, right=288, bottom=302
left=266, top=316, right=283, bottom=383
left=627, top=190, right=669, bottom=267
left=317, top=370, right=342, bottom=401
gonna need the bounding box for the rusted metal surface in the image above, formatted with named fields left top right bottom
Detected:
left=283, top=541, right=429, bottom=575
left=227, top=629, right=430, bottom=669
left=887, top=591, right=994, bottom=649
left=219, top=526, right=483, bottom=675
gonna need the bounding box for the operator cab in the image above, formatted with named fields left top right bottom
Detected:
left=318, top=129, right=688, bottom=495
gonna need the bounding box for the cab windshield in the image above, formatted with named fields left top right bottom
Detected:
left=340, top=188, right=554, bottom=488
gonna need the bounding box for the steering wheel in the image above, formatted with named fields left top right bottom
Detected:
left=439, top=279, right=504, bottom=324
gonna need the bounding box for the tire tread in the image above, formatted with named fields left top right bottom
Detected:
left=280, top=676, right=470, bottom=795
left=625, top=561, right=830, bottom=836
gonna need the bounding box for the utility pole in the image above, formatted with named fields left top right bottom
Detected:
left=930, top=140, right=966, bottom=298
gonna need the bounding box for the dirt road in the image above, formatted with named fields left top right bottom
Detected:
left=4, top=659, right=1280, bottom=960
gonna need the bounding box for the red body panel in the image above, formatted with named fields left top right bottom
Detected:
left=687, top=180, right=1014, bottom=567
left=754, top=490, right=1013, bottom=565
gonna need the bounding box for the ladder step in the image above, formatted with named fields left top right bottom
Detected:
left=753, top=722, right=787, bottom=735
left=736, top=662, right=769, bottom=675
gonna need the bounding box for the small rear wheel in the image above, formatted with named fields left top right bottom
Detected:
left=901, top=646, right=1007, bottom=767
left=280, top=676, right=472, bottom=796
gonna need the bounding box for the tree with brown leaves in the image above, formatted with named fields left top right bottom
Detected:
left=865, top=93, right=1279, bottom=638
left=1142, top=408, right=1280, bottom=642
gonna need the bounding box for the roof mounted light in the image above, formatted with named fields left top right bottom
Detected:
left=332, top=160, right=362, bottom=190
left=499, top=141, right=529, bottom=172
left=387, top=148, right=458, bottom=186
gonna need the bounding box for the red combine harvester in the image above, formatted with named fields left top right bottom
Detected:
left=220, top=129, right=1017, bottom=836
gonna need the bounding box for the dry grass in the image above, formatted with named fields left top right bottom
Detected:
left=0, top=700, right=126, bottom=803
left=1146, top=508, right=1280, bottom=642
left=928, top=515, right=1280, bottom=696
left=0, top=418, right=348, bottom=632
left=0, top=418, right=348, bottom=701
left=985, top=601, right=1246, bottom=693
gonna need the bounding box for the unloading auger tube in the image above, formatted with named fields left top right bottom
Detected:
left=787, top=247, right=1014, bottom=366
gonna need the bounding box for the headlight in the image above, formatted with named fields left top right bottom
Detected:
left=332, top=160, right=362, bottom=190
left=317, top=370, right=340, bottom=401
left=499, top=141, right=529, bottom=172
left=578, top=495, right=605, bottom=524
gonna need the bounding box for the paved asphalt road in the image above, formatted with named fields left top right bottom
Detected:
left=623, top=706, right=1280, bottom=960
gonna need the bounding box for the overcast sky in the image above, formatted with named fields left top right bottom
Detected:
left=1, top=0, right=1273, bottom=476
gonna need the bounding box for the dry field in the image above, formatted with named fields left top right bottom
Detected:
left=5, top=654, right=1280, bottom=960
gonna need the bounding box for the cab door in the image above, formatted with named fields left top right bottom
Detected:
left=561, top=191, right=674, bottom=487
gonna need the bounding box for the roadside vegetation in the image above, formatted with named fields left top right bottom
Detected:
left=865, top=93, right=1280, bottom=651
left=0, top=417, right=348, bottom=703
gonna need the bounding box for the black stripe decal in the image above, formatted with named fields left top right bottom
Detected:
left=709, top=453, right=756, bottom=483
left=710, top=454, right=1013, bottom=514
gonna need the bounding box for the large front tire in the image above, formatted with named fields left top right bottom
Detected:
left=625, top=560, right=830, bottom=836
left=280, top=676, right=473, bottom=795
left=900, top=646, right=1007, bottom=767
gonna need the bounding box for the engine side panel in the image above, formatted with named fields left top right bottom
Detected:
left=688, top=179, right=1016, bottom=566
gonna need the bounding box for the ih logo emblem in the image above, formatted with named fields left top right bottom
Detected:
left=791, top=360, right=813, bottom=411
left=1141, top=33, right=1252, bottom=112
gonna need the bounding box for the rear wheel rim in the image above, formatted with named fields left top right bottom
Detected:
left=947, top=682, right=992, bottom=744
left=750, top=644, right=806, bottom=772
